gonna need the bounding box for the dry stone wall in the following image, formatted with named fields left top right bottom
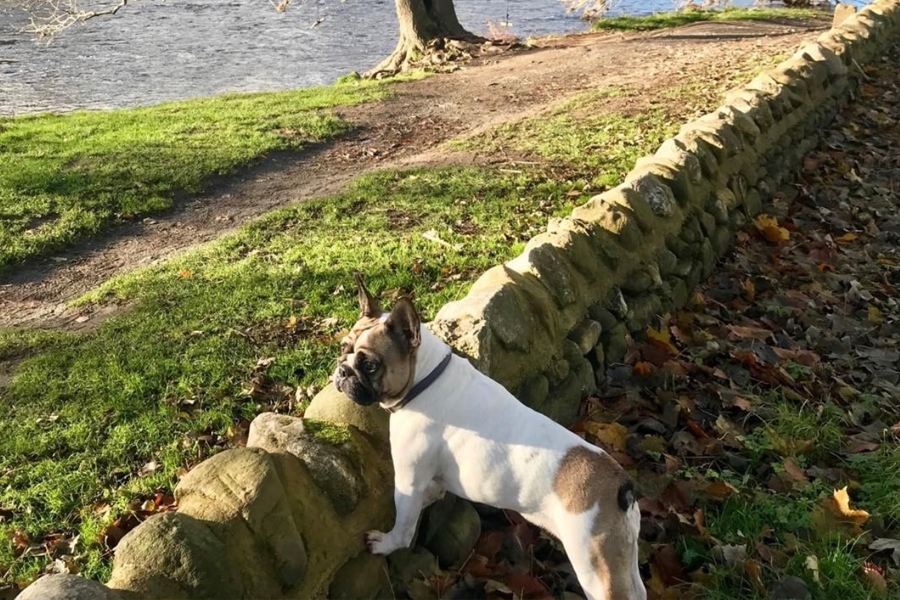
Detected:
left=432, top=0, right=900, bottom=425
left=19, top=3, right=900, bottom=599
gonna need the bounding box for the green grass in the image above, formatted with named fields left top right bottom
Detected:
left=593, top=7, right=827, bottom=32
left=0, top=167, right=589, bottom=585
left=686, top=393, right=900, bottom=599
left=0, top=78, right=397, bottom=272
left=453, top=88, right=678, bottom=189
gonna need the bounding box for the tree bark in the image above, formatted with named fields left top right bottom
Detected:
left=366, top=0, right=483, bottom=77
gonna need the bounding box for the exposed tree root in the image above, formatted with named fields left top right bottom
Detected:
left=365, top=36, right=514, bottom=79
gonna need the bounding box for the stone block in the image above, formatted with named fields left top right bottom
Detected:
left=107, top=512, right=242, bottom=599
left=715, top=105, right=761, bottom=142
left=305, top=383, right=389, bottom=442
left=602, top=322, right=629, bottom=365
left=729, top=208, right=748, bottom=232
left=174, top=447, right=307, bottom=590
left=509, top=234, right=581, bottom=309
left=247, top=414, right=368, bottom=516
left=657, top=247, right=678, bottom=277
left=744, top=188, right=762, bottom=219
left=543, top=370, right=586, bottom=425
left=713, top=226, right=734, bottom=258
left=667, top=133, right=719, bottom=179
left=568, top=319, right=602, bottom=355
left=833, top=3, right=857, bottom=28
left=669, top=277, right=689, bottom=310
left=623, top=173, right=679, bottom=219
left=570, top=194, right=644, bottom=252
left=665, top=236, right=693, bottom=260
left=518, top=373, right=550, bottom=411
left=329, top=552, right=390, bottom=600
left=633, top=151, right=705, bottom=208
left=700, top=239, right=716, bottom=277
left=421, top=496, right=482, bottom=568
left=699, top=211, right=717, bottom=239
left=625, top=294, right=662, bottom=334
left=621, top=268, right=655, bottom=295
left=588, top=305, right=618, bottom=331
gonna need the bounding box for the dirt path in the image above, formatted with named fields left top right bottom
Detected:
left=0, top=17, right=829, bottom=329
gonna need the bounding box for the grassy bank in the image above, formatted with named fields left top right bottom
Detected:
left=593, top=7, right=827, bottom=32
left=0, top=79, right=394, bottom=272
left=0, top=166, right=585, bottom=584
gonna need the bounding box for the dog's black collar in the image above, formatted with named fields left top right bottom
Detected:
left=385, top=351, right=453, bottom=413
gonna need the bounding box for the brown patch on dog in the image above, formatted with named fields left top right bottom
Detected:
left=554, top=445, right=632, bottom=513
left=554, top=445, right=639, bottom=600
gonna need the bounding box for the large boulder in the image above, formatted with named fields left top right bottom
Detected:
left=246, top=413, right=395, bottom=598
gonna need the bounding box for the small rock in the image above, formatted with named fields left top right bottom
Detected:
left=588, top=305, right=618, bottom=331
left=329, top=552, right=389, bottom=600
left=388, top=547, right=438, bottom=593
left=421, top=496, right=481, bottom=568
left=518, top=373, right=550, bottom=412
left=567, top=319, right=602, bottom=355
left=16, top=575, right=120, bottom=600
left=770, top=575, right=811, bottom=600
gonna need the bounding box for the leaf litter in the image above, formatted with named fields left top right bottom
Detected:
left=405, top=40, right=900, bottom=600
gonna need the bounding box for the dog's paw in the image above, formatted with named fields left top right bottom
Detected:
left=366, top=530, right=395, bottom=554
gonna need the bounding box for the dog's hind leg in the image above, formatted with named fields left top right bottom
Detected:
left=555, top=503, right=645, bottom=600
left=556, top=508, right=607, bottom=600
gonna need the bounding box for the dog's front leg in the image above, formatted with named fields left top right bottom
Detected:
left=367, top=447, right=437, bottom=555
left=367, top=487, right=428, bottom=554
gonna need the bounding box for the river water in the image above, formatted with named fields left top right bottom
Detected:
left=0, top=0, right=858, bottom=116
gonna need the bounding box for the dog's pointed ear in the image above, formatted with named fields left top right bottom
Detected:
left=355, top=273, right=381, bottom=318
left=385, top=296, right=421, bottom=349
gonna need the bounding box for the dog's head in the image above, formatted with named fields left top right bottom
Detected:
left=333, top=275, right=421, bottom=406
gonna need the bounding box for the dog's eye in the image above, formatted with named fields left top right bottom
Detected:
left=363, top=360, right=379, bottom=374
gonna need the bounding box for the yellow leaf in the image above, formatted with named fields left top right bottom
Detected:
left=868, top=306, right=885, bottom=326
left=285, top=315, right=298, bottom=329
left=835, top=232, right=858, bottom=244
left=647, top=326, right=678, bottom=355
left=753, top=214, right=790, bottom=244
left=177, top=269, right=192, bottom=279
left=831, top=486, right=870, bottom=526
left=582, top=422, right=628, bottom=452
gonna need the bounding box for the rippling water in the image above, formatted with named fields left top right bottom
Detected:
left=0, top=0, right=857, bottom=115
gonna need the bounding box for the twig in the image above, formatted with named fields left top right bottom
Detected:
left=852, top=58, right=872, bottom=81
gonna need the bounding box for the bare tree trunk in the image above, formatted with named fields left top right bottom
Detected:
left=366, top=0, right=483, bottom=78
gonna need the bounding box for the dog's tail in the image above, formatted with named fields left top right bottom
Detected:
left=617, top=480, right=636, bottom=512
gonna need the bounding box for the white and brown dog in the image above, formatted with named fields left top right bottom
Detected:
left=334, top=276, right=646, bottom=600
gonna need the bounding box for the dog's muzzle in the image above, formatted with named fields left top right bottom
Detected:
left=333, top=362, right=379, bottom=406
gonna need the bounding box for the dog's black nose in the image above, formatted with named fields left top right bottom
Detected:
left=338, top=363, right=353, bottom=379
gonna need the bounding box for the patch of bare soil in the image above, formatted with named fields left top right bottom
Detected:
left=0, top=17, right=829, bottom=329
